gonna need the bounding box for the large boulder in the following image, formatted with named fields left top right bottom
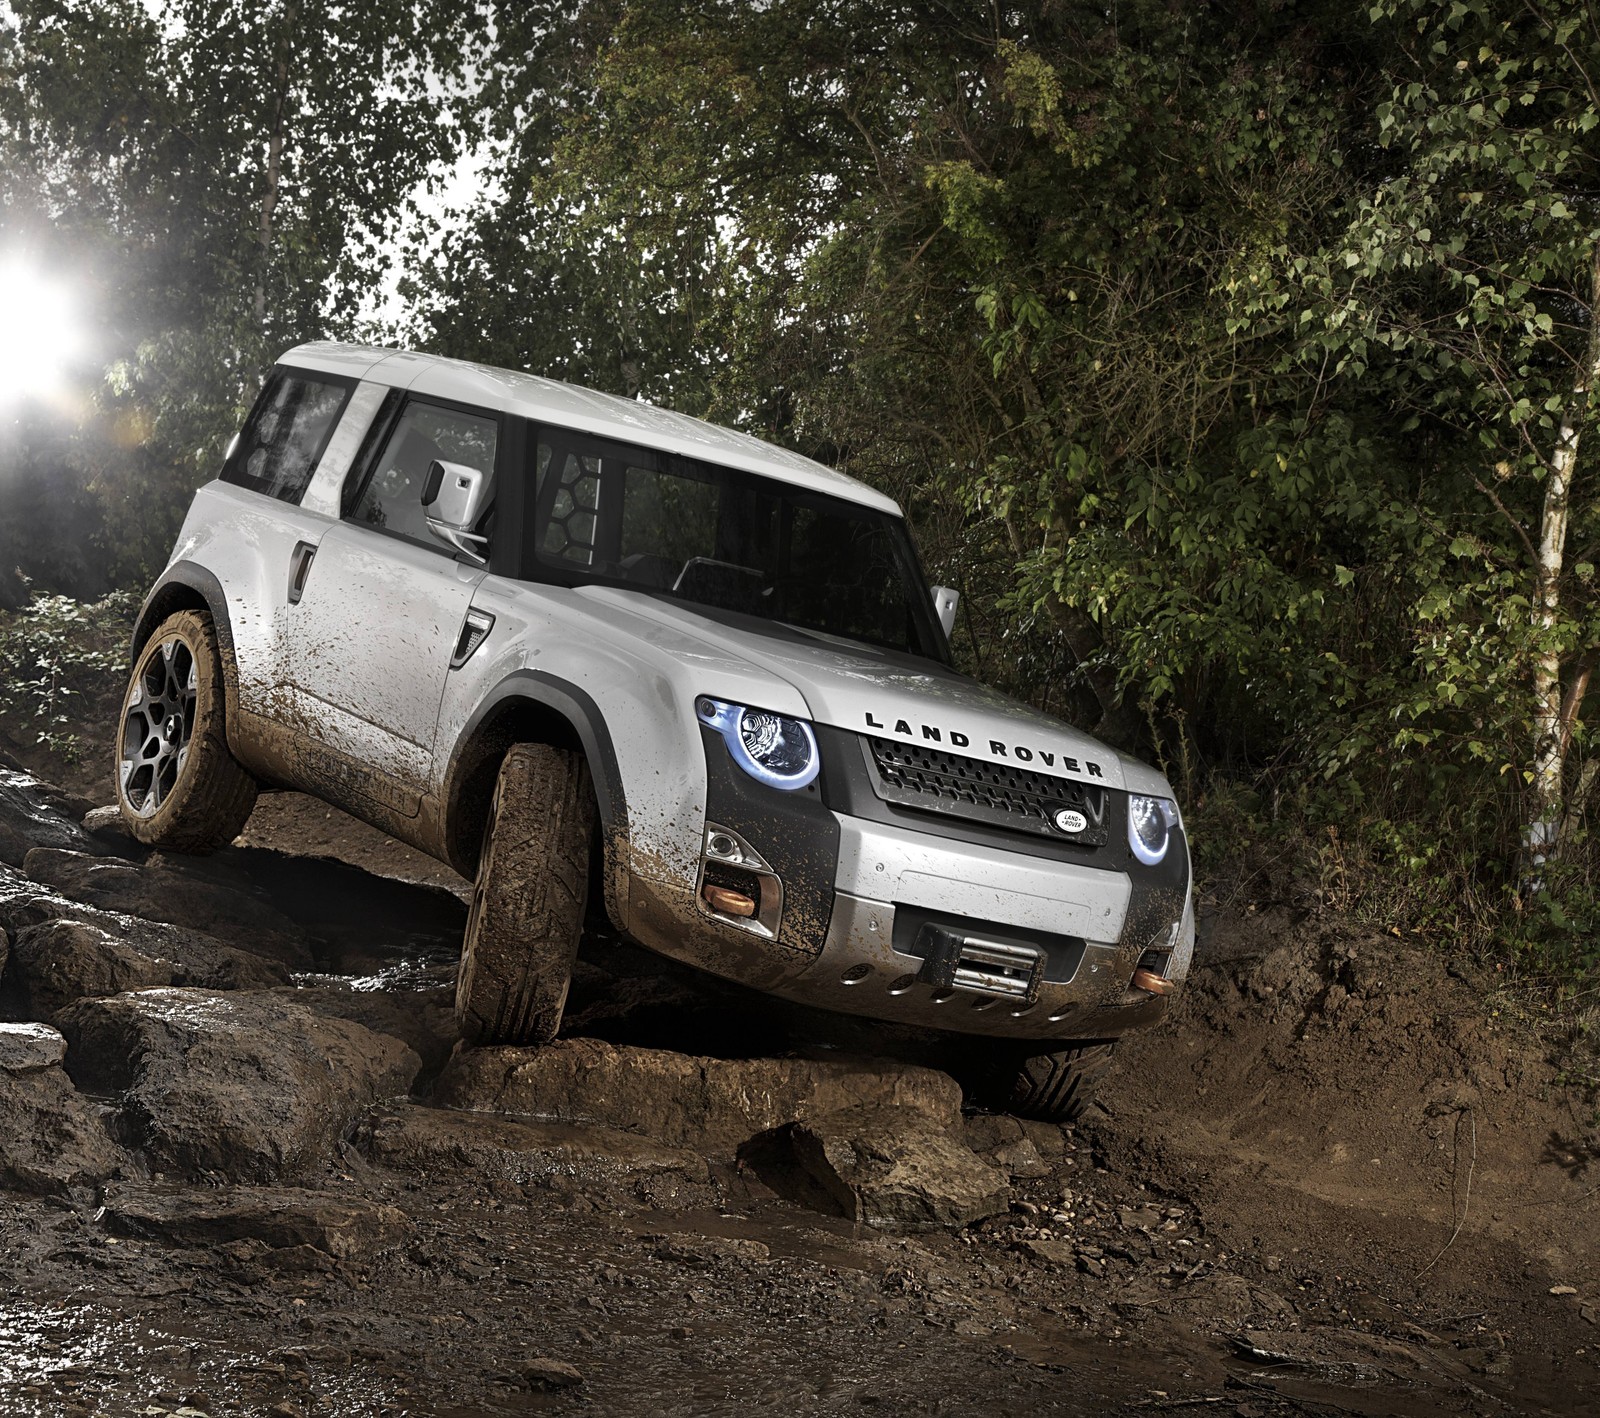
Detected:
left=55, top=988, right=421, bottom=1183
left=22, top=848, right=312, bottom=966
left=0, top=770, right=101, bottom=867
left=272, top=985, right=458, bottom=1074
left=742, top=1106, right=1012, bottom=1230
left=8, top=917, right=288, bottom=1019
left=103, top=1185, right=414, bottom=1262
left=433, top=1038, right=964, bottom=1158
left=0, top=1021, right=123, bottom=1193
left=357, top=1103, right=711, bottom=1185
left=0, top=863, right=297, bottom=978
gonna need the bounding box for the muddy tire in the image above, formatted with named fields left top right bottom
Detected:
left=455, top=743, right=596, bottom=1047
left=1004, top=1041, right=1117, bottom=1124
left=115, top=610, right=257, bottom=852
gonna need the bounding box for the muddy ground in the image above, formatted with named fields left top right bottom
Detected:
left=0, top=727, right=1596, bottom=1417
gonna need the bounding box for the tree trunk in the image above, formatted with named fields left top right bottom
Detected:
left=1524, top=245, right=1600, bottom=883
left=253, top=0, right=298, bottom=330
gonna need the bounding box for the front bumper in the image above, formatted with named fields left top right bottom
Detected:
left=624, top=812, right=1192, bottom=1043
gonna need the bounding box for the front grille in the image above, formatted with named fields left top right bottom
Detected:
left=865, top=737, right=1110, bottom=844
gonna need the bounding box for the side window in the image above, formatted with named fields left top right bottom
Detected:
left=222, top=371, right=351, bottom=503
left=350, top=400, right=499, bottom=551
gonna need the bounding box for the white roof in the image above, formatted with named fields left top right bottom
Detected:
left=281, top=342, right=902, bottom=517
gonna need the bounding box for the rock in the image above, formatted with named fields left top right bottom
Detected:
left=271, top=986, right=458, bottom=1073
left=0, top=1020, right=68, bottom=1071
left=743, top=1106, right=1010, bottom=1230
left=104, top=1185, right=414, bottom=1261
left=1015, top=1238, right=1077, bottom=1267
left=1019, top=1119, right=1067, bottom=1159
left=0, top=769, right=102, bottom=867
left=961, top=1113, right=1024, bottom=1153
left=652, top=1234, right=769, bottom=1266
left=434, top=1038, right=963, bottom=1157
left=7, top=918, right=289, bottom=1019
left=523, top=1358, right=583, bottom=1390
left=56, top=988, right=421, bottom=1182
left=357, top=1104, right=711, bottom=1185
left=0, top=1054, right=122, bottom=1192
left=991, top=1137, right=1050, bottom=1180
left=21, top=848, right=311, bottom=966
left=0, top=861, right=304, bottom=999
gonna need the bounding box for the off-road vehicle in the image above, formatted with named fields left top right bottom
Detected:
left=117, top=344, right=1194, bottom=1120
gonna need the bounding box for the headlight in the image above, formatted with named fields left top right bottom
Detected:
left=1127, top=794, right=1179, bottom=866
left=696, top=697, right=820, bottom=790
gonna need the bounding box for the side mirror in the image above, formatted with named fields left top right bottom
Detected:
left=930, top=585, right=959, bottom=638
left=423, top=460, right=491, bottom=561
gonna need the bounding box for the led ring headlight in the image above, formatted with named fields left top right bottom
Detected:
left=1127, top=794, right=1179, bottom=866
left=697, top=697, right=820, bottom=791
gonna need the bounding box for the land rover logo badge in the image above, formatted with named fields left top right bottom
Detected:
left=1054, top=808, right=1088, bottom=834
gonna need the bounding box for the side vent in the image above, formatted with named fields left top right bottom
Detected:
left=451, top=609, right=495, bottom=670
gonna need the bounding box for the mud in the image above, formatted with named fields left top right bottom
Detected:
left=0, top=759, right=1595, bottom=1414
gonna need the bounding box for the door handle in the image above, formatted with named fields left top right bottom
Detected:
left=287, top=541, right=317, bottom=604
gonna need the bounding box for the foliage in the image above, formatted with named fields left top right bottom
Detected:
left=0, top=591, right=137, bottom=759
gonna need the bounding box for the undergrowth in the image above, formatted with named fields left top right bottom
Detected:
left=0, top=591, right=138, bottom=762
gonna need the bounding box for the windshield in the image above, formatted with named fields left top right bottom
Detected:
left=524, top=425, right=949, bottom=661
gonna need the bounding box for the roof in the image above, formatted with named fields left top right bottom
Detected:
left=280, top=342, right=903, bottom=517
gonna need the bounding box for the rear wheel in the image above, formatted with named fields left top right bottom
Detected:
left=1005, top=1041, right=1117, bottom=1124
left=455, top=743, right=596, bottom=1047
left=115, top=610, right=257, bottom=852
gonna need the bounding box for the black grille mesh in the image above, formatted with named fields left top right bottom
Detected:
left=866, top=737, right=1109, bottom=843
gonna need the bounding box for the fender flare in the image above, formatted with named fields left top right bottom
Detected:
left=129, top=561, right=242, bottom=730
left=449, top=670, right=627, bottom=837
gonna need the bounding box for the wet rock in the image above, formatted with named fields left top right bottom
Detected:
left=1015, top=1238, right=1077, bottom=1267
left=1019, top=1120, right=1067, bottom=1159
left=435, top=1038, right=963, bottom=1157
left=272, top=986, right=457, bottom=1073
left=0, top=863, right=294, bottom=981
left=961, top=1114, right=1024, bottom=1153
left=104, top=1185, right=414, bottom=1261
left=21, top=848, right=311, bottom=966
left=357, top=1103, right=711, bottom=1185
left=523, top=1358, right=583, bottom=1390
left=652, top=1234, right=770, bottom=1266
left=0, top=1020, right=68, bottom=1071
left=0, top=769, right=101, bottom=867
left=8, top=918, right=289, bottom=1019
left=0, top=1048, right=122, bottom=1192
left=56, top=988, right=421, bottom=1182
left=991, top=1137, right=1050, bottom=1180
left=744, top=1106, right=1010, bottom=1230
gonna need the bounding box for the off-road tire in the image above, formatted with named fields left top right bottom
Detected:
left=1005, top=1041, right=1117, bottom=1124
left=115, top=610, right=257, bottom=852
left=455, top=743, right=596, bottom=1047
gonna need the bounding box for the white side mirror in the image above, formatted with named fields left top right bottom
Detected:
left=931, top=585, right=959, bottom=638
left=424, top=459, right=491, bottom=561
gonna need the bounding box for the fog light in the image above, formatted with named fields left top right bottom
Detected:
left=703, top=881, right=758, bottom=917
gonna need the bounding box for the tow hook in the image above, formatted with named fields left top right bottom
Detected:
left=1131, top=967, right=1176, bottom=996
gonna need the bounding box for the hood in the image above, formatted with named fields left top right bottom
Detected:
left=582, top=587, right=1129, bottom=792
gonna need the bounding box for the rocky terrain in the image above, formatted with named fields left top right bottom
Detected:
left=0, top=757, right=1597, bottom=1416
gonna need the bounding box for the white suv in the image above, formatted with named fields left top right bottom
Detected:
left=117, top=344, right=1194, bottom=1121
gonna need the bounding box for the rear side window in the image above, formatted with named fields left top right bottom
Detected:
left=221, top=369, right=352, bottom=502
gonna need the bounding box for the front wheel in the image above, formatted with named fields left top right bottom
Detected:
left=115, top=609, right=257, bottom=852
left=455, top=743, right=596, bottom=1047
